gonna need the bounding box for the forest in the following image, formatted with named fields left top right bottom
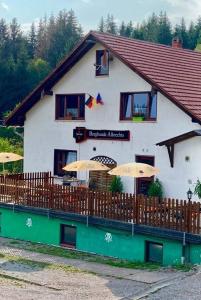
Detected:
left=1, top=10, right=201, bottom=118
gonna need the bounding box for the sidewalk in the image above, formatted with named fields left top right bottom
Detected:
left=0, top=237, right=185, bottom=284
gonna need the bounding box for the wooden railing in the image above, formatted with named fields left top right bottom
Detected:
left=0, top=172, right=200, bottom=234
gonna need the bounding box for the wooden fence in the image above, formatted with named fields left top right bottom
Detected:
left=0, top=172, right=200, bottom=234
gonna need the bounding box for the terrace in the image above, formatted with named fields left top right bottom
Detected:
left=0, top=172, right=200, bottom=236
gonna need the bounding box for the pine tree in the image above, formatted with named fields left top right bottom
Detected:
left=98, top=17, right=105, bottom=32
left=0, top=18, right=8, bottom=47
left=173, top=18, right=188, bottom=48
left=141, top=13, right=159, bottom=42
left=36, top=18, right=47, bottom=59
left=119, top=21, right=126, bottom=36
left=188, top=22, right=197, bottom=50
left=124, top=21, right=133, bottom=38
left=158, top=12, right=172, bottom=45
left=105, top=14, right=117, bottom=34
left=28, top=22, right=37, bottom=58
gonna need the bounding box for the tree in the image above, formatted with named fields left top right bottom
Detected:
left=188, top=22, right=197, bottom=50
left=36, top=18, right=47, bottom=59
left=28, top=22, right=37, bottom=58
left=105, top=14, right=117, bottom=34
left=0, top=18, right=8, bottom=47
left=173, top=18, right=189, bottom=48
left=98, top=17, right=105, bottom=32
left=158, top=12, right=172, bottom=45
left=124, top=21, right=133, bottom=38
left=119, top=21, right=126, bottom=36
left=27, top=58, right=50, bottom=88
left=141, top=13, right=159, bottom=43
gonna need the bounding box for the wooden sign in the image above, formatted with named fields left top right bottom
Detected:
left=73, top=127, right=130, bottom=143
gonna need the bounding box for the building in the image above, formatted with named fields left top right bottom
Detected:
left=6, top=31, right=201, bottom=200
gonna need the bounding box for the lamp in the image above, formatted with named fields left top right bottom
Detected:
left=187, top=188, right=193, bottom=202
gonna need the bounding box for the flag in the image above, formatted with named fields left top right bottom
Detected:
left=85, top=95, right=93, bottom=108
left=85, top=95, right=96, bottom=108
left=96, top=93, right=104, bottom=105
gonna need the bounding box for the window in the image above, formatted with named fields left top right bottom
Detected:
left=56, top=94, right=85, bottom=120
left=61, top=224, right=76, bottom=248
left=120, top=92, right=157, bottom=121
left=145, top=241, right=163, bottom=264
left=54, top=149, right=77, bottom=177
left=96, top=50, right=109, bottom=76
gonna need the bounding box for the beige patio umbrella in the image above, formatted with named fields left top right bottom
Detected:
left=0, top=152, right=23, bottom=174
left=108, top=162, right=160, bottom=235
left=63, top=160, right=110, bottom=172
left=108, top=162, right=159, bottom=178
left=63, top=160, right=110, bottom=187
left=108, top=162, right=159, bottom=195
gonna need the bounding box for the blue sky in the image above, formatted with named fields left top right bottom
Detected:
left=0, top=0, right=201, bottom=32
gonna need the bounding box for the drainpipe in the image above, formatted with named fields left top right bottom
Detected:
left=181, top=232, right=186, bottom=264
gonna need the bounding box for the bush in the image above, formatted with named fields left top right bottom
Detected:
left=194, top=179, right=201, bottom=199
left=109, top=176, right=123, bottom=193
left=148, top=178, right=163, bottom=198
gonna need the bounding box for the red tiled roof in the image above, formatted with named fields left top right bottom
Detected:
left=6, top=31, right=201, bottom=125
left=92, top=31, right=201, bottom=122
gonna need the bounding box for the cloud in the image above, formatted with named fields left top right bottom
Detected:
left=0, top=2, right=9, bottom=11
left=81, top=0, right=91, bottom=3
left=163, top=0, right=201, bottom=25
left=21, top=18, right=40, bottom=34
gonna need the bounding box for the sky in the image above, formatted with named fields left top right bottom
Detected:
left=0, top=0, right=201, bottom=33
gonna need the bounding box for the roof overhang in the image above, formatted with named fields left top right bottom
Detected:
left=156, top=129, right=201, bottom=167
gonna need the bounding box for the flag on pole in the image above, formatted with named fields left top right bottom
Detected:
left=85, top=94, right=96, bottom=109
left=96, top=93, right=104, bottom=105
left=85, top=95, right=93, bottom=108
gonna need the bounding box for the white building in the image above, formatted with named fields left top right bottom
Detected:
left=6, top=32, right=201, bottom=200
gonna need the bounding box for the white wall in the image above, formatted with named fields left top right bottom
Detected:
left=24, top=43, right=201, bottom=200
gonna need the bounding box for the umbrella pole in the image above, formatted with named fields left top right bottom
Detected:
left=134, top=178, right=136, bottom=196
left=131, top=178, right=135, bottom=236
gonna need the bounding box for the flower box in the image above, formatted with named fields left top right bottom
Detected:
left=132, top=116, right=144, bottom=122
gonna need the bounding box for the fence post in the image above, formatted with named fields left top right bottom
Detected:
left=49, top=185, right=54, bottom=210
left=135, top=194, right=139, bottom=224
left=14, top=179, right=18, bottom=205
left=188, top=201, right=192, bottom=233
left=88, top=191, right=94, bottom=216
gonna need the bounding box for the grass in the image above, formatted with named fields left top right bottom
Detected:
left=3, top=255, right=83, bottom=273
left=172, top=263, right=193, bottom=272
left=7, top=240, right=161, bottom=271
left=9, top=240, right=20, bottom=245
left=6, top=239, right=193, bottom=272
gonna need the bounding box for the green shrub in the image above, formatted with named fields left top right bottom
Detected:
left=194, top=179, right=201, bottom=199
left=148, top=178, right=163, bottom=198
left=109, top=176, right=123, bottom=193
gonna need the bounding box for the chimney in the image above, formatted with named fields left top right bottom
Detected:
left=172, top=37, right=182, bottom=49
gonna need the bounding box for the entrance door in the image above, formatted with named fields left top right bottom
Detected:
left=135, top=155, right=155, bottom=195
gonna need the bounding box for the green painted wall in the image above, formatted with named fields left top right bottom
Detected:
left=189, top=245, right=201, bottom=265
left=0, top=207, right=196, bottom=265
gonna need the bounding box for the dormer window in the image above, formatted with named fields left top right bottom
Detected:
left=96, top=50, right=109, bottom=76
